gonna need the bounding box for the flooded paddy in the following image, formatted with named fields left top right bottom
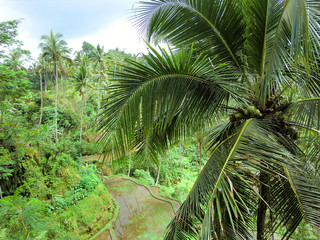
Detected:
left=99, top=176, right=177, bottom=240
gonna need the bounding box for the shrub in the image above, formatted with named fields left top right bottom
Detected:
left=49, top=165, right=100, bottom=212
left=133, top=169, right=155, bottom=185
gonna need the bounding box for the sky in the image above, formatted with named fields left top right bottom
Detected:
left=0, top=0, right=150, bottom=60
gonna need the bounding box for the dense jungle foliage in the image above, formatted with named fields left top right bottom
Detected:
left=0, top=20, right=124, bottom=239
left=0, top=19, right=208, bottom=240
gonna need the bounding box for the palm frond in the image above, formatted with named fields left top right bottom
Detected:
left=305, top=136, right=320, bottom=169
left=97, top=46, right=244, bottom=159
left=134, top=0, right=246, bottom=71
left=285, top=159, right=320, bottom=232
left=165, top=118, right=303, bottom=239
left=285, top=97, right=320, bottom=135
left=257, top=0, right=320, bottom=108
left=244, top=0, right=280, bottom=76
left=305, top=0, right=320, bottom=66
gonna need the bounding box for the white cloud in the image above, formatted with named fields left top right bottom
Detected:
left=0, top=0, right=149, bottom=60
left=68, top=21, right=148, bottom=55
left=0, top=0, right=170, bottom=62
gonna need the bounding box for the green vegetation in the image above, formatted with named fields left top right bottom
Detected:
left=2, top=0, right=320, bottom=239
left=49, top=166, right=100, bottom=212
left=52, top=183, right=114, bottom=239
left=0, top=20, right=125, bottom=239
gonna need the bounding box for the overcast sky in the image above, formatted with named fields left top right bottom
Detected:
left=0, top=0, right=150, bottom=60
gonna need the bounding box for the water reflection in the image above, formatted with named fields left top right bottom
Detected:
left=103, top=177, right=175, bottom=240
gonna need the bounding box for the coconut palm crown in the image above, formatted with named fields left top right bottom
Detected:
left=39, top=30, right=71, bottom=141
left=98, top=0, right=320, bottom=239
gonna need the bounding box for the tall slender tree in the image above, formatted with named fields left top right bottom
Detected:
left=35, top=55, right=47, bottom=128
left=73, top=64, right=90, bottom=144
left=39, top=30, right=71, bottom=141
left=91, top=44, right=106, bottom=115
left=98, top=0, right=320, bottom=239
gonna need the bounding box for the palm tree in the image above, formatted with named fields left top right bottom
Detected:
left=39, top=30, right=71, bottom=141
left=73, top=64, right=90, bottom=144
left=35, top=55, right=49, bottom=128
left=3, top=48, right=29, bottom=71
left=91, top=44, right=107, bottom=114
left=98, top=0, right=320, bottom=239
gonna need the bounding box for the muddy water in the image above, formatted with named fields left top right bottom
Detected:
left=103, top=176, right=175, bottom=240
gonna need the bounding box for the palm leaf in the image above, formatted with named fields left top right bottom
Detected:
left=257, top=0, right=320, bottom=108
left=165, top=117, right=316, bottom=239
left=134, top=0, right=246, bottom=73
left=97, top=46, right=244, bottom=159
left=285, top=97, right=320, bottom=134
left=284, top=159, right=320, bottom=234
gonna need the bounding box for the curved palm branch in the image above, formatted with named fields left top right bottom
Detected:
left=165, top=118, right=314, bottom=239
left=134, top=0, right=320, bottom=108
left=285, top=97, right=320, bottom=134
left=97, top=45, right=245, bottom=159
left=246, top=0, right=320, bottom=107
left=134, top=0, right=246, bottom=72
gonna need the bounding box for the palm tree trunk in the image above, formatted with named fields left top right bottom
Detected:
left=38, top=73, right=44, bottom=128
left=85, top=86, right=88, bottom=129
left=97, top=73, right=102, bottom=114
left=179, top=143, right=183, bottom=160
left=62, top=76, right=66, bottom=106
left=55, top=63, right=58, bottom=142
left=156, top=156, right=162, bottom=185
left=44, top=71, right=47, bottom=91
left=0, top=185, right=3, bottom=199
left=23, top=230, right=29, bottom=240
left=110, top=147, right=113, bottom=166
left=195, top=143, right=198, bottom=170
left=80, top=93, right=84, bottom=143
left=257, top=171, right=269, bottom=240
left=128, top=153, right=131, bottom=177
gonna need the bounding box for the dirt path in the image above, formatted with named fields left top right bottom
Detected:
left=101, top=176, right=177, bottom=240
left=82, top=155, right=103, bottom=162
left=94, top=230, right=111, bottom=240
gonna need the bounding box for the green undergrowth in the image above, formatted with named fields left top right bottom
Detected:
left=0, top=162, right=115, bottom=239
left=0, top=181, right=114, bottom=240
left=49, top=167, right=100, bottom=212
left=125, top=167, right=197, bottom=203
left=157, top=167, right=198, bottom=203
left=53, top=183, right=114, bottom=239
left=47, top=165, right=116, bottom=239
left=132, top=169, right=155, bottom=185
left=89, top=197, right=119, bottom=240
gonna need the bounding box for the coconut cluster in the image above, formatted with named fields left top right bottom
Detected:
left=230, top=106, right=262, bottom=122
left=273, top=114, right=299, bottom=140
